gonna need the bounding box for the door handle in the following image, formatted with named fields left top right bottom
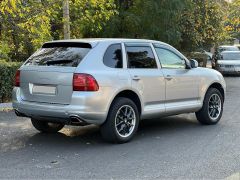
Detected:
left=165, top=75, right=173, bottom=81
left=132, top=75, right=141, bottom=81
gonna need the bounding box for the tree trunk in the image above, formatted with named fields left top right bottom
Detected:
left=63, top=0, right=70, bottom=39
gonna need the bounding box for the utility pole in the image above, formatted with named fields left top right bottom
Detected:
left=63, top=0, right=70, bottom=39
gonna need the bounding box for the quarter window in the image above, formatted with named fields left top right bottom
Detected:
left=126, top=46, right=157, bottom=69
left=154, top=48, right=186, bottom=69
left=103, top=44, right=123, bottom=68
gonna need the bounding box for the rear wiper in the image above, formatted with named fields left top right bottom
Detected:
left=45, top=59, right=73, bottom=65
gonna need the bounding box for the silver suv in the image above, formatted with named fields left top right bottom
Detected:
left=13, top=39, right=226, bottom=143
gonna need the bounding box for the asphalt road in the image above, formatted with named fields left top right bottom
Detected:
left=1, top=77, right=240, bottom=179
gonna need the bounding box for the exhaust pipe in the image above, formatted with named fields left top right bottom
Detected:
left=69, top=115, right=88, bottom=126
left=15, top=110, right=28, bottom=117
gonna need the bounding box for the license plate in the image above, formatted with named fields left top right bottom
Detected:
left=235, top=67, right=240, bottom=71
left=32, top=85, right=56, bottom=95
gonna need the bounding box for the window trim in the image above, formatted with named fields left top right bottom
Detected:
left=124, top=43, right=159, bottom=69
left=103, top=43, right=123, bottom=69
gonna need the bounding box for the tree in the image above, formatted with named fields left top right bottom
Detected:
left=180, top=0, right=227, bottom=51
left=100, top=0, right=188, bottom=48
left=0, top=0, right=117, bottom=61
left=63, top=0, right=70, bottom=39
left=224, top=0, right=240, bottom=41
left=70, top=0, right=117, bottom=38
left=0, top=0, right=53, bottom=61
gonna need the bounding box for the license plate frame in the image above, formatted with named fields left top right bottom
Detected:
left=32, top=84, right=57, bottom=95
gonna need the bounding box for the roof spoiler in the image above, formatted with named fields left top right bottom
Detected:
left=42, top=42, right=92, bottom=48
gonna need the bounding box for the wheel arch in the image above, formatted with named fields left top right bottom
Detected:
left=109, top=90, right=142, bottom=116
left=206, top=82, right=225, bottom=102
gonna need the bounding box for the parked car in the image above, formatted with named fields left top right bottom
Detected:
left=12, top=39, right=226, bottom=143
left=216, top=51, right=240, bottom=75
left=212, top=45, right=240, bottom=69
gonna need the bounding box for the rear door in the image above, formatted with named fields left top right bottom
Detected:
left=124, top=43, right=166, bottom=115
left=19, top=42, right=91, bottom=105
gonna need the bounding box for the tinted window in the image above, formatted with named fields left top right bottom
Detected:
left=103, top=44, right=123, bottom=68
left=25, top=45, right=90, bottom=67
left=126, top=46, right=157, bottom=69
left=155, top=48, right=185, bottom=69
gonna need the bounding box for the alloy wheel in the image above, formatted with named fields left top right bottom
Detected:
left=115, top=105, right=136, bottom=138
left=208, top=94, right=222, bottom=121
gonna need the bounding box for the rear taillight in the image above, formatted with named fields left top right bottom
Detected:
left=73, top=73, right=99, bottom=91
left=15, top=70, right=20, bottom=87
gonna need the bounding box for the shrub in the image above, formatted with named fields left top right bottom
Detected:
left=0, top=60, right=22, bottom=103
left=183, top=52, right=209, bottom=67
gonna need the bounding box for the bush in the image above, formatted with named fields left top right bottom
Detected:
left=183, top=52, right=209, bottom=67
left=0, top=60, right=22, bottom=103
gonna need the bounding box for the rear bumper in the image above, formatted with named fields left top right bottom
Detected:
left=219, top=71, right=240, bottom=75
left=12, top=87, right=111, bottom=125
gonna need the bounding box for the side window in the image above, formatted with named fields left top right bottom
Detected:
left=103, top=44, right=123, bottom=68
left=126, top=46, right=157, bottom=69
left=154, top=48, right=186, bottom=69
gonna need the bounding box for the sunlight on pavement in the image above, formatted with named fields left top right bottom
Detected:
left=60, top=125, right=99, bottom=137
left=0, top=121, right=32, bottom=130
left=226, top=172, right=240, bottom=180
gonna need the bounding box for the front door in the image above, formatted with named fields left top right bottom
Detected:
left=153, top=44, right=200, bottom=113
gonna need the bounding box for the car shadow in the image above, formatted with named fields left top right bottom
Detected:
left=223, top=74, right=240, bottom=77
left=24, top=114, right=210, bottom=150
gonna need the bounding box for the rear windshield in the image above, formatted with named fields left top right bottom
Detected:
left=221, top=53, right=240, bottom=60
left=25, top=43, right=91, bottom=67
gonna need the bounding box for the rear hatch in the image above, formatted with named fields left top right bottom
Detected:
left=20, top=42, right=92, bottom=105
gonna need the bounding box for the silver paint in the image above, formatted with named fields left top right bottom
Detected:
left=12, top=39, right=226, bottom=125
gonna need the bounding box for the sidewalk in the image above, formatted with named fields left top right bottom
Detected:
left=0, top=103, right=13, bottom=111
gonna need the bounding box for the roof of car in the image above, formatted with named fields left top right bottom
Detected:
left=44, top=38, right=168, bottom=47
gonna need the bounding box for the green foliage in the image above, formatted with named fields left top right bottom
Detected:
left=0, top=0, right=53, bottom=61
left=130, top=0, right=187, bottom=47
left=0, top=60, right=21, bottom=102
left=100, top=0, right=188, bottom=48
left=70, top=0, right=117, bottom=38
left=0, top=41, right=11, bottom=60
left=224, top=0, right=240, bottom=40
left=180, top=0, right=227, bottom=51
left=0, top=0, right=117, bottom=62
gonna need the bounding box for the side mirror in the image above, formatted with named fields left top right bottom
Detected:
left=190, top=59, right=198, bottom=68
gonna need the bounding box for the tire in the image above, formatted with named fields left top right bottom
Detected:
left=196, top=88, right=223, bottom=125
left=31, top=118, right=64, bottom=133
left=100, top=97, right=140, bottom=143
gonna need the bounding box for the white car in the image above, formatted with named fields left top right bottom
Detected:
left=216, top=51, right=240, bottom=75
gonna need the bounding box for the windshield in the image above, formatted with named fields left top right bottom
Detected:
left=221, top=53, right=240, bottom=60
left=219, top=46, right=239, bottom=52
left=25, top=44, right=91, bottom=67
